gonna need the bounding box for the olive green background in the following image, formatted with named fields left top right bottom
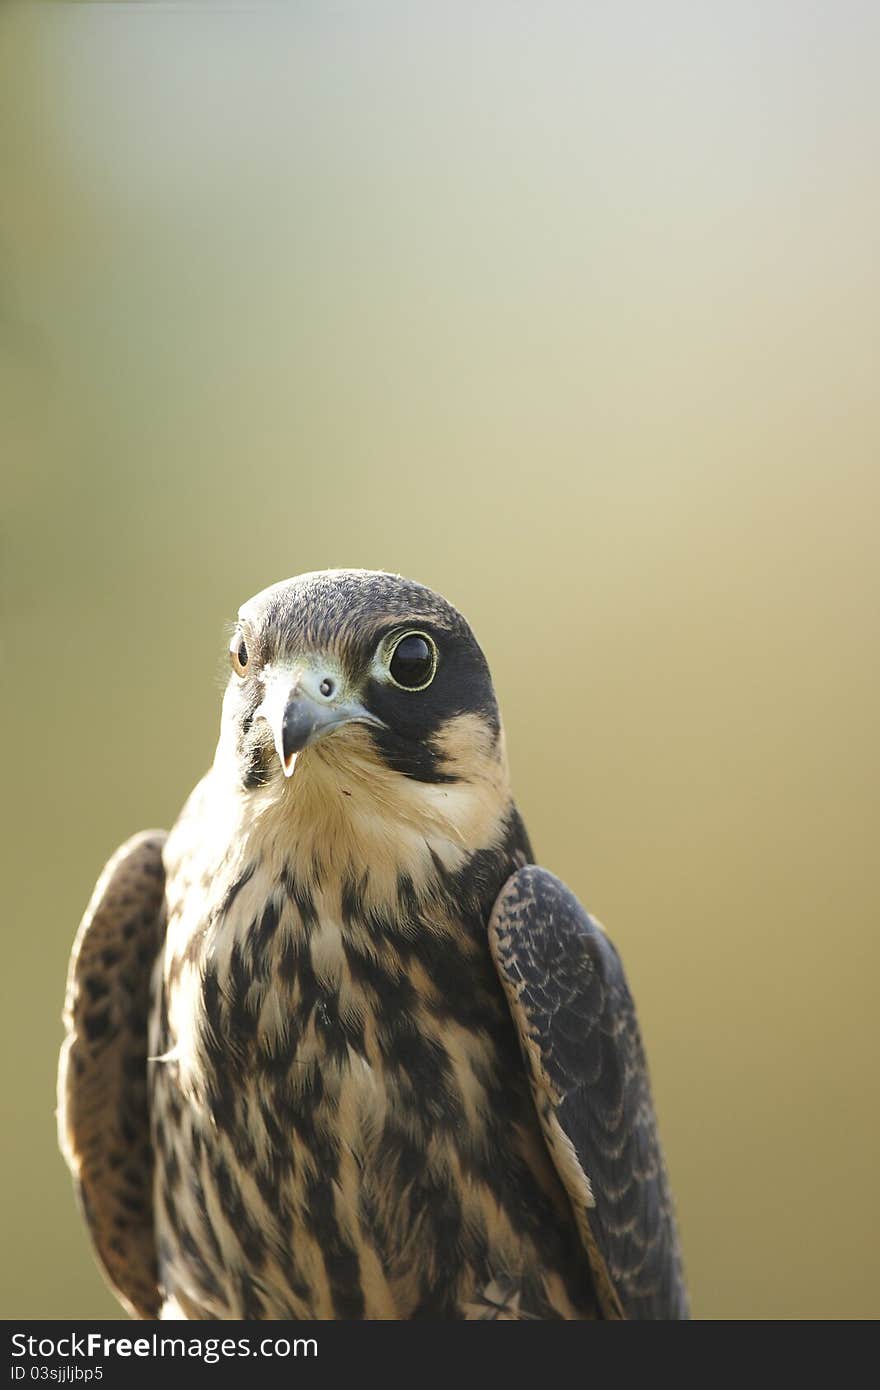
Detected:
left=2, top=3, right=878, bottom=1320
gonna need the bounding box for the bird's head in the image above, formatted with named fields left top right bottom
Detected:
left=215, top=572, right=511, bottom=867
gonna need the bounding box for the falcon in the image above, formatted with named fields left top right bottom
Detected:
left=58, top=569, right=688, bottom=1320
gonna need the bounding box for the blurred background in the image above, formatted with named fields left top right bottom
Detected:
left=1, top=1, right=878, bottom=1320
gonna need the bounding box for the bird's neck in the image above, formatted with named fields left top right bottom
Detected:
left=209, top=714, right=518, bottom=918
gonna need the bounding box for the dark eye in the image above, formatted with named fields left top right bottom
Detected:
left=388, top=632, right=437, bottom=691
left=231, top=636, right=249, bottom=675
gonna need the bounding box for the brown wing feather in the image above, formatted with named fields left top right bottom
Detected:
left=57, top=830, right=167, bottom=1320
left=489, top=866, right=689, bottom=1321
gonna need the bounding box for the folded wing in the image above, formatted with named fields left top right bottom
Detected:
left=489, top=866, right=689, bottom=1320
left=57, top=831, right=167, bottom=1319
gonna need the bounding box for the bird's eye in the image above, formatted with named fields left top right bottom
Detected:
left=230, top=636, right=249, bottom=676
left=387, top=631, right=438, bottom=691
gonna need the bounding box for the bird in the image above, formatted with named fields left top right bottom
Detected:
left=58, top=569, right=688, bottom=1320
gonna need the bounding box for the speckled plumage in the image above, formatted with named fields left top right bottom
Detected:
left=58, top=570, right=688, bottom=1320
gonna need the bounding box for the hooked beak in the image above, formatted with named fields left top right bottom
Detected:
left=255, top=667, right=383, bottom=778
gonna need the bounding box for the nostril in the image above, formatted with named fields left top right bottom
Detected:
left=319, top=677, right=335, bottom=698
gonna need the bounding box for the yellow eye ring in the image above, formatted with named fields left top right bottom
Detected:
left=387, top=631, right=438, bottom=691
left=230, top=635, right=249, bottom=676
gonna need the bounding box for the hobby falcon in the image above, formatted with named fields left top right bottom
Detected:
left=58, top=569, right=688, bottom=1320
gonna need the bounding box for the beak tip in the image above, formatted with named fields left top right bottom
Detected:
left=282, top=751, right=298, bottom=779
